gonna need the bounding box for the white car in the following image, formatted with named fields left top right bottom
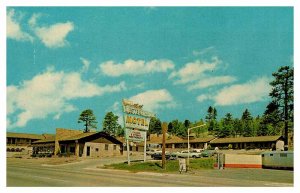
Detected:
left=177, top=150, right=201, bottom=158
left=146, top=149, right=162, bottom=156
left=192, top=149, right=204, bottom=153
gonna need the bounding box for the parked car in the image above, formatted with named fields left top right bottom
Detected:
left=151, top=152, right=172, bottom=160
left=201, top=149, right=216, bottom=157
left=192, top=148, right=204, bottom=153
left=177, top=150, right=201, bottom=158
left=146, top=149, right=162, bottom=156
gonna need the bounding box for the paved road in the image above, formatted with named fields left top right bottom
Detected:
left=7, top=157, right=293, bottom=187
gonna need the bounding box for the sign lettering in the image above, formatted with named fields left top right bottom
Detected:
left=125, top=129, right=146, bottom=142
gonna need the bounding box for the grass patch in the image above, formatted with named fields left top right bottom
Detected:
left=102, top=158, right=214, bottom=173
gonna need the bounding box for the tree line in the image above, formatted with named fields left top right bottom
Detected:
left=77, top=66, right=293, bottom=144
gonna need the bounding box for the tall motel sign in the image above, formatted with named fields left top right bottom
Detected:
left=122, top=99, right=155, bottom=165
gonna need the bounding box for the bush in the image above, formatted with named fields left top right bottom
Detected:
left=228, top=144, right=233, bottom=149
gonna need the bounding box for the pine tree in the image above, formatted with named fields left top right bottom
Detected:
left=149, top=117, right=162, bottom=134
left=218, top=113, right=233, bottom=138
left=241, top=109, right=254, bottom=137
left=102, top=112, right=121, bottom=136
left=259, top=101, right=282, bottom=136
left=269, top=66, right=293, bottom=145
left=205, top=106, right=217, bottom=132
left=78, top=109, right=97, bottom=133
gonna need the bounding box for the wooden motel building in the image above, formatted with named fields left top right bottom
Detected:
left=7, top=128, right=123, bottom=158
left=7, top=129, right=286, bottom=158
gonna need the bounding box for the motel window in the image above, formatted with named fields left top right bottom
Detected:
left=70, top=147, right=75, bottom=153
left=270, top=154, right=273, bottom=156
left=136, top=147, right=139, bottom=151
left=130, top=146, right=132, bottom=151
left=113, top=145, right=116, bottom=150
left=280, top=153, right=287, bottom=157
left=105, top=144, right=109, bottom=150
left=95, top=148, right=99, bottom=152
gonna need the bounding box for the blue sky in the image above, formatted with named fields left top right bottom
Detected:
left=7, top=7, right=293, bottom=134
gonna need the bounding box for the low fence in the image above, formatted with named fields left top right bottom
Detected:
left=223, top=154, right=262, bottom=168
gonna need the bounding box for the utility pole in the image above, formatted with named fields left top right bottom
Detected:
left=162, top=122, right=167, bottom=170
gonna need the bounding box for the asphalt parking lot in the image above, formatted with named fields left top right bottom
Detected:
left=6, top=156, right=293, bottom=187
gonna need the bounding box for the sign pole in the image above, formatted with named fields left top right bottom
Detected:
left=187, top=128, right=190, bottom=171
left=162, top=122, right=167, bottom=170
left=126, top=139, right=130, bottom=165
left=144, top=131, right=147, bottom=162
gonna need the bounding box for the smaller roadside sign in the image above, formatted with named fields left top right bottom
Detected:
left=125, top=128, right=146, bottom=142
left=179, top=158, right=187, bottom=173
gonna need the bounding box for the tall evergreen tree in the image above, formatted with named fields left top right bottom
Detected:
left=78, top=109, right=97, bottom=133
left=232, top=118, right=243, bottom=137
left=269, top=66, right=294, bottom=145
left=241, top=109, right=254, bottom=137
left=184, top=119, right=191, bottom=128
left=168, top=122, right=174, bottom=134
left=102, top=112, right=121, bottom=136
left=149, top=117, right=162, bottom=134
left=205, top=106, right=217, bottom=132
left=116, top=126, right=125, bottom=137
left=259, top=101, right=282, bottom=136
left=177, top=122, right=188, bottom=137
left=193, top=119, right=207, bottom=137
left=168, top=119, right=180, bottom=135
left=217, top=113, right=233, bottom=138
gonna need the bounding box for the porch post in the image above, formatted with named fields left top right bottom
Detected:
left=75, top=140, right=80, bottom=157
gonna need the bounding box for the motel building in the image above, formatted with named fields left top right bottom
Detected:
left=209, top=135, right=284, bottom=150
left=146, top=134, right=285, bottom=151
left=7, top=129, right=288, bottom=158
left=147, top=134, right=215, bottom=151
left=7, top=128, right=123, bottom=158
left=6, top=132, right=51, bottom=157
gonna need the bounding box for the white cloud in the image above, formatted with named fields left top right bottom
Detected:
left=188, top=76, right=237, bottom=90
left=214, top=77, right=271, bottom=106
left=30, top=15, right=74, bottom=48
left=192, top=46, right=214, bottom=56
left=129, top=89, right=176, bottom=112
left=100, top=59, right=174, bottom=77
left=196, top=94, right=212, bottom=103
left=80, top=57, right=90, bottom=73
left=7, top=10, right=74, bottom=48
left=7, top=68, right=126, bottom=128
left=196, top=77, right=271, bottom=106
left=169, top=57, right=221, bottom=84
left=28, top=13, right=41, bottom=27
left=7, top=9, right=33, bottom=41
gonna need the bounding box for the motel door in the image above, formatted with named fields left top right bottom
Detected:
left=87, top=146, right=90, bottom=156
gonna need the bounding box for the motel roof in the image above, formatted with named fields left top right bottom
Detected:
left=7, top=132, right=44, bottom=140
left=149, top=134, right=215, bottom=144
left=61, top=132, right=96, bottom=141
left=32, top=135, right=56, bottom=144
left=60, top=131, right=123, bottom=144
left=32, top=131, right=123, bottom=146
left=210, top=135, right=282, bottom=144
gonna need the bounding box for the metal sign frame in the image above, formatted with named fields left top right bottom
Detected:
left=122, top=99, right=155, bottom=165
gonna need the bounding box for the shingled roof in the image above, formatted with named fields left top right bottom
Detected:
left=32, top=135, right=56, bottom=143
left=210, top=135, right=282, bottom=144
left=148, top=134, right=215, bottom=144
left=61, top=132, right=96, bottom=141
left=7, top=132, right=43, bottom=140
